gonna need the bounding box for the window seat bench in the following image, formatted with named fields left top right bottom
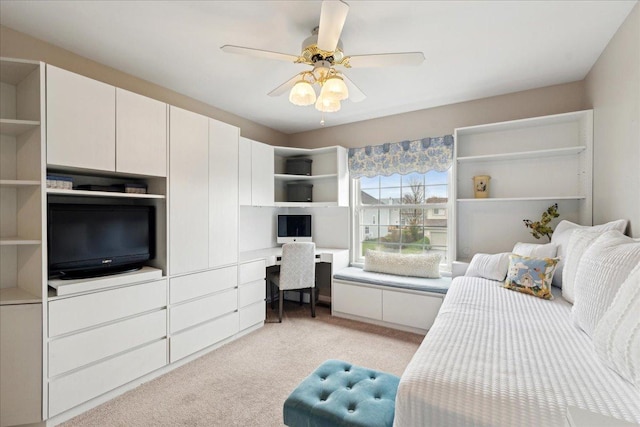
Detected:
left=332, top=267, right=451, bottom=334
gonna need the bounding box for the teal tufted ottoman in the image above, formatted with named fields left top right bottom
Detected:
left=283, top=359, right=400, bottom=427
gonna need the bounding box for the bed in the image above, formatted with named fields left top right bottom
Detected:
left=394, top=276, right=640, bottom=426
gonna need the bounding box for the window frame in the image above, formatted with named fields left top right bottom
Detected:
left=350, top=169, right=454, bottom=272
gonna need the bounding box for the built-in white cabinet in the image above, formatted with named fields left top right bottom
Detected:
left=47, top=66, right=167, bottom=176
left=116, top=88, right=167, bottom=177
left=273, top=146, right=349, bottom=207
left=239, top=137, right=274, bottom=206
left=453, top=110, right=593, bottom=261
left=238, top=260, right=266, bottom=331
left=46, top=279, right=167, bottom=417
left=169, top=267, right=238, bottom=362
left=169, top=106, right=210, bottom=275
left=0, top=303, right=42, bottom=427
left=46, top=64, right=116, bottom=172
left=209, top=119, right=239, bottom=267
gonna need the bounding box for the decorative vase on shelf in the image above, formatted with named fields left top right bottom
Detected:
left=473, top=175, right=491, bottom=198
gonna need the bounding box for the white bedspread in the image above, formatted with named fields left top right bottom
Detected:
left=394, top=277, right=640, bottom=427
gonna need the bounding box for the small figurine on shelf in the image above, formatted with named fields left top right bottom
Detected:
left=523, top=203, right=559, bottom=241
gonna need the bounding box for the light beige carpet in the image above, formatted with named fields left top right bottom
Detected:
left=61, top=302, right=423, bottom=427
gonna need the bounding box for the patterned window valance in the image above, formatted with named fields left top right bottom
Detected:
left=347, top=135, right=454, bottom=178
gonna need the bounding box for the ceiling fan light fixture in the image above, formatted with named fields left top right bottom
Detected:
left=322, top=75, right=349, bottom=101
left=289, top=80, right=316, bottom=106
left=315, top=93, right=341, bottom=113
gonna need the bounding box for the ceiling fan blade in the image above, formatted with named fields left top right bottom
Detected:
left=317, top=0, right=349, bottom=52
left=220, top=45, right=299, bottom=63
left=268, top=74, right=303, bottom=97
left=347, top=52, right=425, bottom=68
left=341, top=74, right=366, bottom=103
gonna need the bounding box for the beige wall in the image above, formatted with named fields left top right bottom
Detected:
left=288, top=81, right=586, bottom=149
left=0, top=25, right=288, bottom=146
left=585, top=3, right=639, bottom=237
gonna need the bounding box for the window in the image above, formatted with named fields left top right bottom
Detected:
left=352, top=170, right=451, bottom=267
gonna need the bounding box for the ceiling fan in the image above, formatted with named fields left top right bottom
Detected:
left=221, top=0, right=424, bottom=115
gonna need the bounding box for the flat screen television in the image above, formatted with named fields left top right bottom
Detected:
left=277, top=214, right=312, bottom=244
left=48, top=203, right=155, bottom=279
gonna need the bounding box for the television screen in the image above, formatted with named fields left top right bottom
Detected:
left=48, top=203, right=155, bottom=279
left=277, top=215, right=312, bottom=244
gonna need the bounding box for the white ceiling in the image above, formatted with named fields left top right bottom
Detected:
left=0, top=1, right=636, bottom=134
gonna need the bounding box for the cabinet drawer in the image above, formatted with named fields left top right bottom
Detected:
left=239, top=300, right=265, bottom=331
left=238, top=279, right=265, bottom=308
left=49, top=339, right=167, bottom=417
left=170, top=266, right=237, bottom=304
left=170, top=312, right=238, bottom=362
left=49, top=280, right=167, bottom=337
left=239, top=260, right=265, bottom=284
left=170, top=288, right=237, bottom=334
left=382, top=290, right=443, bottom=330
left=333, top=281, right=382, bottom=320
left=49, top=310, right=166, bottom=377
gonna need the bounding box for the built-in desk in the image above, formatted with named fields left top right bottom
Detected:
left=238, top=247, right=349, bottom=304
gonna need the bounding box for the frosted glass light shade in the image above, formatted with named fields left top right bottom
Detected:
left=289, top=80, right=316, bottom=106
left=315, top=93, right=341, bottom=112
left=322, top=75, right=349, bottom=101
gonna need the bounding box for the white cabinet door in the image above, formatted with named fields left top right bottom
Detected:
left=251, top=140, right=274, bottom=206
left=209, top=119, right=239, bottom=267
left=0, top=304, right=41, bottom=427
left=238, top=137, right=252, bottom=206
left=169, top=106, right=209, bottom=275
left=116, top=88, right=167, bottom=177
left=46, top=65, right=115, bottom=171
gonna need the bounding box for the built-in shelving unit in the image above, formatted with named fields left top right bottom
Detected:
left=273, top=146, right=348, bottom=207
left=453, top=110, right=593, bottom=261
left=46, top=188, right=166, bottom=199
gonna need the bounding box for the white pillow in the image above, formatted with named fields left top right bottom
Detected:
left=550, top=219, right=628, bottom=287
left=561, top=229, right=602, bottom=303
left=593, top=262, right=640, bottom=387
left=364, top=250, right=441, bottom=278
left=512, top=242, right=557, bottom=258
left=572, top=230, right=640, bottom=337
left=465, top=252, right=510, bottom=281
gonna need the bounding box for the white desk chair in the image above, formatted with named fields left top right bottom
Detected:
left=269, top=242, right=316, bottom=323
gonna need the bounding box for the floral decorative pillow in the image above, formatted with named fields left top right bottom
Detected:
left=503, top=254, right=558, bottom=299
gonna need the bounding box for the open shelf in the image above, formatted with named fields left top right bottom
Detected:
left=457, top=196, right=587, bottom=203
left=456, top=146, right=586, bottom=163
left=0, top=180, right=41, bottom=187
left=47, top=188, right=165, bottom=199
left=0, top=237, right=42, bottom=246
left=274, top=173, right=337, bottom=182
left=0, top=287, right=41, bottom=305
left=0, top=119, right=41, bottom=136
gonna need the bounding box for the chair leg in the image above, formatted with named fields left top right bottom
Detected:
left=279, top=289, right=284, bottom=323
left=311, top=287, right=316, bottom=318
left=270, top=281, right=275, bottom=310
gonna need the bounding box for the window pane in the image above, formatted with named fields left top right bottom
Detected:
left=400, top=244, right=429, bottom=254
left=361, top=208, right=378, bottom=225
left=379, top=225, right=401, bottom=243
left=425, top=184, right=448, bottom=200
left=379, top=208, right=400, bottom=226
left=425, top=170, right=448, bottom=185
left=401, top=208, right=423, bottom=226
left=401, top=184, right=425, bottom=204
left=400, top=225, right=425, bottom=244
left=401, top=173, right=425, bottom=186
left=379, top=174, right=401, bottom=188
left=380, top=187, right=401, bottom=204
left=359, top=176, right=379, bottom=189
left=425, top=208, right=447, bottom=229
left=360, top=188, right=379, bottom=205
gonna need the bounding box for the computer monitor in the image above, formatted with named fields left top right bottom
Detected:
left=277, top=215, right=312, bottom=244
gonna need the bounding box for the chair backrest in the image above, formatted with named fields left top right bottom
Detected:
left=279, top=242, right=316, bottom=290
